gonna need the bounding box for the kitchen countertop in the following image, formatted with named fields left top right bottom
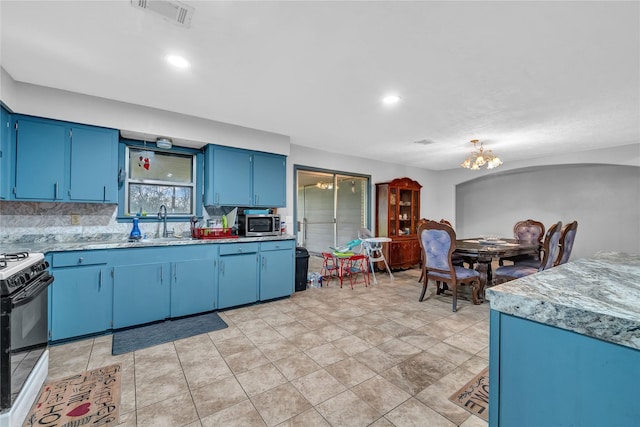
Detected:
left=486, top=251, right=640, bottom=351
left=0, top=234, right=296, bottom=254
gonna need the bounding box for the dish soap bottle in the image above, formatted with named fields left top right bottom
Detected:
left=129, top=217, right=142, bottom=241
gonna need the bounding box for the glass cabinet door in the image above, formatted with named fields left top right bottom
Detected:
left=389, top=188, right=397, bottom=236
left=398, top=189, right=414, bottom=236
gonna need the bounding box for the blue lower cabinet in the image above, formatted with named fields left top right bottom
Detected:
left=218, top=250, right=258, bottom=309
left=171, top=258, right=217, bottom=317
left=112, top=262, right=170, bottom=329
left=49, top=265, right=112, bottom=341
left=259, top=241, right=295, bottom=301
left=489, top=310, right=640, bottom=427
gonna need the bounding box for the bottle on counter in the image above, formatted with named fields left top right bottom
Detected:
left=129, top=217, right=142, bottom=241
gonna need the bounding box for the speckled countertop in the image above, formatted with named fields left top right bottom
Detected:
left=0, top=234, right=296, bottom=254
left=486, top=252, right=640, bottom=351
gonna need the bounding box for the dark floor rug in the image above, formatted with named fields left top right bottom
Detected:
left=112, top=311, right=228, bottom=355
left=449, top=367, right=489, bottom=421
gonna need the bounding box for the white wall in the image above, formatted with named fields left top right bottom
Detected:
left=2, top=72, right=290, bottom=156
left=456, top=164, right=640, bottom=260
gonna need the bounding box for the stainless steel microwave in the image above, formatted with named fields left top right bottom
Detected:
left=238, top=214, right=281, bottom=237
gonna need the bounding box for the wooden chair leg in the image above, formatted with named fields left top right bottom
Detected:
left=419, top=276, right=428, bottom=302
left=452, top=283, right=458, bottom=312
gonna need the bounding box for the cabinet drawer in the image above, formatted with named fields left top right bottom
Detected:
left=51, top=250, right=108, bottom=267
left=260, top=240, right=295, bottom=252
left=219, top=242, right=259, bottom=255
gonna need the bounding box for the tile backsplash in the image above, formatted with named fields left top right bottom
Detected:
left=0, top=201, right=194, bottom=244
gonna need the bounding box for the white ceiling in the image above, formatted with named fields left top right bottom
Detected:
left=1, top=1, right=638, bottom=170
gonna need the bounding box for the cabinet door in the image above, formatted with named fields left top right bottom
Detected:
left=14, top=116, right=67, bottom=200
left=0, top=107, right=10, bottom=199
left=253, top=153, right=286, bottom=207
left=69, top=125, right=118, bottom=202
left=259, top=249, right=294, bottom=301
left=171, top=258, right=217, bottom=317
left=208, top=146, right=252, bottom=206
left=50, top=265, right=112, bottom=341
left=218, top=253, right=258, bottom=309
left=113, top=263, right=170, bottom=329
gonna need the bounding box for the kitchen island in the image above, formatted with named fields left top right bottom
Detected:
left=486, top=252, right=640, bottom=427
left=1, top=235, right=297, bottom=343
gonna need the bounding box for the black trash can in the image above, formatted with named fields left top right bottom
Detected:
left=295, top=247, right=310, bottom=291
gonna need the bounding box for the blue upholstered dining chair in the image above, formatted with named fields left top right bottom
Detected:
left=498, top=219, right=545, bottom=266
left=494, top=221, right=563, bottom=282
left=417, top=220, right=481, bottom=312
left=554, top=221, right=578, bottom=266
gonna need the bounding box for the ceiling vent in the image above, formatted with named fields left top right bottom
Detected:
left=131, top=0, right=194, bottom=28
left=413, top=139, right=436, bottom=146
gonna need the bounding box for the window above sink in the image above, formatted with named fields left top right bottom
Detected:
left=117, top=140, right=203, bottom=221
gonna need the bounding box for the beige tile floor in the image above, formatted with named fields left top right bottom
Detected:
left=47, top=257, right=490, bottom=427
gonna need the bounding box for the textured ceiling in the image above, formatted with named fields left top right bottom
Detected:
left=1, top=1, right=638, bottom=170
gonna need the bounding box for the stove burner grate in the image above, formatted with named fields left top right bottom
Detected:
left=0, top=252, right=29, bottom=262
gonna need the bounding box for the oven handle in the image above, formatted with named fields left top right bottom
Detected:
left=12, top=274, right=54, bottom=309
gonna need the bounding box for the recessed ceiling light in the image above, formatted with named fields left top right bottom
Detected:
left=166, top=55, right=190, bottom=68
left=382, top=95, right=401, bottom=105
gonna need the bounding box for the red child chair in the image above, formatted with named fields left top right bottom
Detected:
left=321, top=252, right=340, bottom=286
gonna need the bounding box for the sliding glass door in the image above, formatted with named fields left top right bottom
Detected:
left=296, top=168, right=369, bottom=255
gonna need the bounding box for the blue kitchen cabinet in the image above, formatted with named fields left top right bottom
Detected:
left=259, top=240, right=295, bottom=301
left=204, top=144, right=287, bottom=207
left=112, top=261, right=170, bottom=329
left=14, top=115, right=67, bottom=200
left=218, top=243, right=259, bottom=309
left=69, top=124, right=118, bottom=202
left=489, top=310, right=640, bottom=427
left=48, top=251, right=112, bottom=341
left=12, top=114, right=118, bottom=202
left=253, top=152, right=286, bottom=207
left=204, top=145, right=252, bottom=206
left=0, top=107, right=11, bottom=199
left=112, top=245, right=218, bottom=328
left=171, top=258, right=217, bottom=317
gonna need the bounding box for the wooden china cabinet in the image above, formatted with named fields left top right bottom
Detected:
left=375, top=177, right=422, bottom=269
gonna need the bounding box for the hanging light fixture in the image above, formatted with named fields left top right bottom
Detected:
left=461, top=139, right=503, bottom=170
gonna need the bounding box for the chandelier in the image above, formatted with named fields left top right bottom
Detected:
left=316, top=181, right=334, bottom=190
left=461, top=139, right=503, bottom=170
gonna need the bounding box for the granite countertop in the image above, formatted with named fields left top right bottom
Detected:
left=486, top=252, right=640, bottom=351
left=0, top=234, right=296, bottom=254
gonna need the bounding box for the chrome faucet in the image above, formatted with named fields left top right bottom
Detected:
left=157, top=204, right=168, bottom=237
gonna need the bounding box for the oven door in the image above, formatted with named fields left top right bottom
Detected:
left=1, top=273, right=53, bottom=410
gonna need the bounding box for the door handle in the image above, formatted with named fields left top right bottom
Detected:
left=99, top=269, right=102, bottom=290
left=103, top=186, right=107, bottom=201
left=54, top=181, right=59, bottom=199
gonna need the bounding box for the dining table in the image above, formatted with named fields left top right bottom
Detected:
left=455, top=238, right=540, bottom=298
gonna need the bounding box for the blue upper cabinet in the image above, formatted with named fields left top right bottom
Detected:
left=12, top=115, right=118, bottom=203
left=205, top=145, right=252, bottom=206
left=69, top=125, right=118, bottom=202
left=204, top=144, right=286, bottom=207
left=14, top=116, right=67, bottom=200
left=253, top=152, right=286, bottom=207
left=0, top=107, right=12, bottom=199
